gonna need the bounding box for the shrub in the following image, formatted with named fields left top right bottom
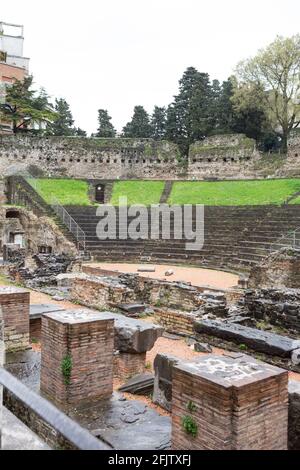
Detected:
left=181, top=415, right=198, bottom=438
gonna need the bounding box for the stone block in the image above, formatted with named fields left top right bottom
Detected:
left=94, top=311, right=163, bottom=354
left=153, top=353, right=182, bottom=412
left=195, top=319, right=300, bottom=357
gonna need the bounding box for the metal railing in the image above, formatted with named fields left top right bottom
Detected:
left=17, top=171, right=86, bottom=252
left=51, top=196, right=86, bottom=251
left=0, top=305, right=107, bottom=450
left=269, top=227, right=300, bottom=253
left=0, top=367, right=110, bottom=450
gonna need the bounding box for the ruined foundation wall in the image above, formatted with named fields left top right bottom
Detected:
left=244, top=288, right=300, bottom=333
left=1, top=133, right=295, bottom=180
left=249, top=248, right=300, bottom=289
left=0, top=206, right=76, bottom=256
left=71, top=274, right=204, bottom=313
left=154, top=308, right=196, bottom=337
left=188, top=133, right=261, bottom=179
left=0, top=135, right=182, bottom=180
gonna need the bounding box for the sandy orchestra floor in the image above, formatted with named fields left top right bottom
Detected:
left=88, top=262, right=239, bottom=289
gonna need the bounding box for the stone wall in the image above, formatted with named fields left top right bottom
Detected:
left=71, top=273, right=204, bottom=312
left=71, top=275, right=135, bottom=308
left=0, top=135, right=183, bottom=180
left=1, top=133, right=293, bottom=181
left=284, top=130, right=300, bottom=177
left=249, top=248, right=300, bottom=289
left=154, top=308, right=196, bottom=337
left=243, top=288, right=300, bottom=334
left=189, top=133, right=260, bottom=179
left=0, top=206, right=76, bottom=256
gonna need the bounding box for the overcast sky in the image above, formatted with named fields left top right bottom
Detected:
left=2, top=0, right=300, bottom=134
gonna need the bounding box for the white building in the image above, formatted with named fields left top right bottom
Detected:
left=0, top=22, right=29, bottom=72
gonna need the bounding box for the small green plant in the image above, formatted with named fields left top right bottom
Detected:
left=181, top=415, right=198, bottom=438
left=138, top=313, right=148, bottom=319
left=186, top=400, right=197, bottom=413
left=256, top=321, right=269, bottom=331
left=145, top=361, right=152, bottom=370
left=61, top=354, right=72, bottom=385
left=31, top=338, right=38, bottom=344
left=239, top=344, right=248, bottom=351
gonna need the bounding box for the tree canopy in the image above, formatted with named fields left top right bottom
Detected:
left=50, top=98, right=75, bottom=136
left=1, top=76, right=57, bottom=133
left=236, top=35, right=300, bottom=152
left=122, top=106, right=152, bottom=138
left=150, top=106, right=166, bottom=140
left=95, top=109, right=116, bottom=137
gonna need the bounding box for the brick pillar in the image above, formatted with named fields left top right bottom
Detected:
left=114, top=352, right=146, bottom=381
left=40, top=309, right=114, bottom=407
left=0, top=287, right=30, bottom=352
left=172, top=354, right=288, bottom=450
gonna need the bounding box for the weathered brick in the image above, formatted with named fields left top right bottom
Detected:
left=40, top=309, right=114, bottom=408
left=172, top=354, right=288, bottom=450
left=0, top=286, right=30, bottom=352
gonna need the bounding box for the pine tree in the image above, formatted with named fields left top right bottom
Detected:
left=150, top=106, right=166, bottom=139
left=215, top=78, right=235, bottom=133
left=51, top=98, right=75, bottom=136
left=74, top=127, right=87, bottom=137
left=122, top=106, right=152, bottom=138
left=3, top=76, right=57, bottom=133
left=95, top=109, right=116, bottom=137
left=165, top=67, right=214, bottom=154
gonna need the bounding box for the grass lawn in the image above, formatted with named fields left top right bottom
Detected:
left=289, top=195, right=300, bottom=204
left=110, top=181, right=165, bottom=205
left=0, top=274, right=12, bottom=286
left=32, top=179, right=92, bottom=206
left=168, top=179, right=300, bottom=206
